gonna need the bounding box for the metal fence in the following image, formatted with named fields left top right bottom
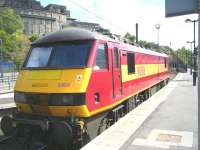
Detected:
left=0, top=72, right=18, bottom=92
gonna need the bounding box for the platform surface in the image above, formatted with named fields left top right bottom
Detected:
left=0, top=93, right=15, bottom=110
left=81, top=72, right=197, bottom=150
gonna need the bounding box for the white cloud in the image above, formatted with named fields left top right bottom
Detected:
left=58, top=0, right=198, bottom=49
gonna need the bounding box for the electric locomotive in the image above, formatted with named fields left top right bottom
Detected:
left=0, top=28, right=170, bottom=150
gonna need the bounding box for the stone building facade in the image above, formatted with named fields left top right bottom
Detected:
left=64, top=18, right=118, bottom=39
left=65, top=18, right=102, bottom=31
left=0, top=0, right=70, bottom=35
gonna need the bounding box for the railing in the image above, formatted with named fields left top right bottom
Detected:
left=0, top=72, right=18, bottom=93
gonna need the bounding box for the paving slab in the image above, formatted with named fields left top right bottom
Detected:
left=0, top=93, right=15, bottom=109
left=0, top=93, right=14, bottom=99
left=121, top=72, right=197, bottom=150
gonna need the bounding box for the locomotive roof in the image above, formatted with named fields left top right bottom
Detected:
left=121, top=43, right=168, bottom=57
left=32, top=27, right=168, bottom=57
left=32, top=27, right=113, bottom=45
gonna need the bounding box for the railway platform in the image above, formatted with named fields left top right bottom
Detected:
left=82, top=72, right=197, bottom=150
left=0, top=93, right=15, bottom=110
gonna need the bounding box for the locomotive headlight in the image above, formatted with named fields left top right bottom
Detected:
left=49, top=94, right=85, bottom=106
left=50, top=94, right=74, bottom=105
left=14, top=92, right=27, bottom=103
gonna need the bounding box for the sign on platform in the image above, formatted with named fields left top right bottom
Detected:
left=165, top=0, right=198, bottom=17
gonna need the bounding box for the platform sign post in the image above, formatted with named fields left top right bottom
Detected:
left=198, top=1, right=200, bottom=149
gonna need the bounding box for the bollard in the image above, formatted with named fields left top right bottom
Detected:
left=193, top=71, right=197, bottom=86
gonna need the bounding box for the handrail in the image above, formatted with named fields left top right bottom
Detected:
left=0, top=72, right=18, bottom=92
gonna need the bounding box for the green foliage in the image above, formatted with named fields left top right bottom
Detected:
left=124, top=33, right=136, bottom=43
left=176, top=47, right=192, bottom=66
left=124, top=33, right=161, bottom=52
left=0, top=8, right=23, bottom=34
left=0, top=8, right=30, bottom=69
left=29, top=34, right=39, bottom=42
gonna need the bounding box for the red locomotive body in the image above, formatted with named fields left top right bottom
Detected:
left=86, top=39, right=169, bottom=116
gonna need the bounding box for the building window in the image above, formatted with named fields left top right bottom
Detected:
left=94, top=43, right=108, bottom=70
left=113, top=47, right=119, bottom=68
left=127, top=52, right=135, bottom=74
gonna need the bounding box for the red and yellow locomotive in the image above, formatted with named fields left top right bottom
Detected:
left=1, top=28, right=170, bottom=150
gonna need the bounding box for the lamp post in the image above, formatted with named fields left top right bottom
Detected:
left=155, top=24, right=160, bottom=45
left=136, top=23, right=138, bottom=44
left=176, top=50, right=179, bottom=72
left=185, top=18, right=198, bottom=86
left=186, top=41, right=194, bottom=75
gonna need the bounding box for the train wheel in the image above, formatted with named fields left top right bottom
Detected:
left=47, top=122, right=73, bottom=150
left=1, top=116, right=15, bottom=136
left=97, top=118, right=109, bottom=135
left=135, top=95, right=140, bottom=107
left=124, top=97, right=136, bottom=113
left=130, top=97, right=136, bottom=110
left=81, top=128, right=90, bottom=146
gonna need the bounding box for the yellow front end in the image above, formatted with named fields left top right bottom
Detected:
left=15, top=68, right=92, bottom=117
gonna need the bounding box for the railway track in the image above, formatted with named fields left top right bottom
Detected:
left=0, top=103, right=48, bottom=150
left=0, top=106, right=48, bottom=150
left=0, top=135, right=47, bottom=150
left=0, top=117, right=47, bottom=150
left=0, top=107, right=16, bottom=117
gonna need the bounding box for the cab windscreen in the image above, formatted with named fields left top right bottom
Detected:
left=24, top=41, right=92, bottom=68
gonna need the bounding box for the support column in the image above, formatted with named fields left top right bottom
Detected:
left=198, top=0, right=200, bottom=149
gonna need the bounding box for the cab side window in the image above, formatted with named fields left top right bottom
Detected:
left=127, top=52, right=135, bottom=74
left=113, top=47, right=119, bottom=68
left=94, top=43, right=108, bottom=70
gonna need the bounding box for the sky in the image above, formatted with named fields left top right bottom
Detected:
left=41, top=0, right=198, bottom=50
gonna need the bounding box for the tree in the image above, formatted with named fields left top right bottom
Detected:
left=124, top=33, right=136, bottom=43
left=0, top=8, right=30, bottom=69
left=0, top=8, right=23, bottom=34
left=123, top=33, right=161, bottom=52
left=29, top=34, right=39, bottom=42
left=176, top=47, right=191, bottom=66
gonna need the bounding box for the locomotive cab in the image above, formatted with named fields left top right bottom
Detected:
left=15, top=39, right=94, bottom=117
left=14, top=28, right=121, bottom=118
